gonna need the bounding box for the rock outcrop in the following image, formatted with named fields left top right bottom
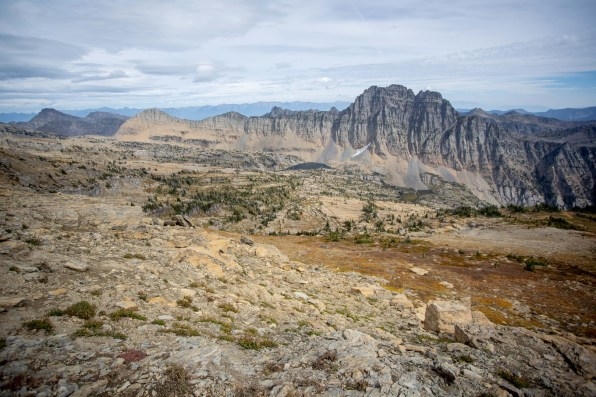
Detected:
left=115, top=85, right=596, bottom=208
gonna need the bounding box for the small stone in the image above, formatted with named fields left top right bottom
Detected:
left=439, top=281, right=454, bottom=289
left=64, top=262, right=89, bottom=272
left=294, top=292, right=309, bottom=300
left=116, top=298, right=138, bottom=311
left=158, top=315, right=174, bottom=321
left=391, top=293, right=414, bottom=309
left=435, top=362, right=458, bottom=384
left=173, top=215, right=191, bottom=227
left=16, top=265, right=39, bottom=273
left=240, top=235, right=254, bottom=246
left=178, top=288, right=197, bottom=298
left=462, top=368, right=483, bottom=381
left=117, top=380, right=131, bottom=393
left=351, top=286, right=376, bottom=297
left=49, top=288, right=68, bottom=296
left=410, top=267, right=429, bottom=276
left=148, top=296, right=175, bottom=306
left=173, top=238, right=192, bottom=248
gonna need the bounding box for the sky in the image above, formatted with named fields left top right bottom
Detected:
left=1, top=0, right=595, bottom=113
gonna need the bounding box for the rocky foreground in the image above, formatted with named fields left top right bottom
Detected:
left=1, top=186, right=595, bottom=397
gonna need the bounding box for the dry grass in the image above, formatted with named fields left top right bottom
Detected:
left=254, top=231, right=595, bottom=337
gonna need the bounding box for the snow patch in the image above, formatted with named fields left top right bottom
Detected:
left=352, top=143, right=371, bottom=158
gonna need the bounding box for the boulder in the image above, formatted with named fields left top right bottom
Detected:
left=410, top=267, right=429, bottom=276
left=350, top=286, right=376, bottom=297
left=424, top=300, right=472, bottom=334
left=391, top=293, right=414, bottom=309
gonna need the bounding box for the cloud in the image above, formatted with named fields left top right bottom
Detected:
left=72, top=69, right=129, bottom=83
left=0, top=33, right=84, bottom=80
left=0, top=0, right=595, bottom=111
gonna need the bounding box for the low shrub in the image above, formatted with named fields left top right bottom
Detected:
left=110, top=308, right=147, bottom=321
left=23, top=318, right=53, bottom=333
left=64, top=301, right=96, bottom=320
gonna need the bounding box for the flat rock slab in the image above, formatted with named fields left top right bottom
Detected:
left=64, top=262, right=89, bottom=272
left=16, top=266, right=40, bottom=273
left=0, top=296, right=26, bottom=308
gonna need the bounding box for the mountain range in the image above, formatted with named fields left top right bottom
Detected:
left=0, top=101, right=351, bottom=123
left=2, top=103, right=596, bottom=124
left=3, top=85, right=595, bottom=209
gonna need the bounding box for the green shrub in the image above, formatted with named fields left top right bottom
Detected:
left=25, top=237, right=42, bottom=246
left=64, top=301, right=96, bottom=320
left=524, top=257, right=548, bottom=272
left=123, top=253, right=146, bottom=260
left=237, top=335, right=278, bottom=350
left=110, top=308, right=147, bottom=321
left=47, top=308, right=64, bottom=316
left=23, top=318, right=53, bottom=333
left=354, top=233, right=373, bottom=244
left=478, top=205, right=502, bottom=217
left=455, top=354, right=474, bottom=364
left=450, top=206, right=473, bottom=217
left=546, top=216, right=580, bottom=230
left=152, top=319, right=166, bottom=326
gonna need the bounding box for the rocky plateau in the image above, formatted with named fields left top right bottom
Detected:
left=0, top=127, right=595, bottom=397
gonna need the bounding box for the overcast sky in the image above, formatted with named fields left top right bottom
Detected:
left=1, top=0, right=595, bottom=113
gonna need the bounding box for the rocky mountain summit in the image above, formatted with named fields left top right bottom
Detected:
left=22, top=109, right=129, bottom=137
left=1, top=184, right=595, bottom=397
left=114, top=85, right=596, bottom=209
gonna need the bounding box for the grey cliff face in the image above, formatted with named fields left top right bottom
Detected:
left=117, top=85, right=595, bottom=208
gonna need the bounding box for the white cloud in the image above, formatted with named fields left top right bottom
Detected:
left=0, top=0, right=595, bottom=111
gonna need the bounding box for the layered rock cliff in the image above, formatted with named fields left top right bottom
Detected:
left=115, top=85, right=596, bottom=208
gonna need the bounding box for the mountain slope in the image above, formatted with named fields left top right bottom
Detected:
left=115, top=85, right=596, bottom=208
left=23, top=108, right=128, bottom=136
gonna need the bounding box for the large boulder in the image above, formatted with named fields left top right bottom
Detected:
left=424, top=300, right=472, bottom=334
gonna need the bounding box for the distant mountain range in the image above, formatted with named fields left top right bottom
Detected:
left=0, top=101, right=351, bottom=123
left=2, top=103, right=596, bottom=123
left=17, top=108, right=128, bottom=136
left=458, top=106, right=596, bottom=121
left=2, top=86, right=595, bottom=209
